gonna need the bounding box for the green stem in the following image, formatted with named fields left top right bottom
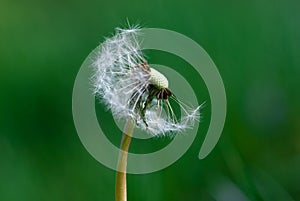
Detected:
left=115, top=118, right=135, bottom=201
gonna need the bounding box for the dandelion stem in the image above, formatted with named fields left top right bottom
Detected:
left=115, top=118, right=135, bottom=201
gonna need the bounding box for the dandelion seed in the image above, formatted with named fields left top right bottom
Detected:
left=93, top=26, right=201, bottom=136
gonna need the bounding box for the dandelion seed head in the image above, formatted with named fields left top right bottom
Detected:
left=93, top=26, right=202, bottom=136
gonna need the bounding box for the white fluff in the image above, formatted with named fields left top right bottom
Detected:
left=92, top=26, right=201, bottom=136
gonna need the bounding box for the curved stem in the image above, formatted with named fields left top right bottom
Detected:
left=115, top=118, right=135, bottom=201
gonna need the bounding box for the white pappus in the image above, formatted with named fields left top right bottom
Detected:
left=92, top=26, right=201, bottom=136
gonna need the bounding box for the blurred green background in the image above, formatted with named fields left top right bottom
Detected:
left=1, top=0, right=300, bottom=200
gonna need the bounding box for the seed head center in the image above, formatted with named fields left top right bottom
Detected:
left=149, top=68, right=169, bottom=89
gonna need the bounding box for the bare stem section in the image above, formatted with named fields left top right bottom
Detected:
left=115, top=119, right=135, bottom=201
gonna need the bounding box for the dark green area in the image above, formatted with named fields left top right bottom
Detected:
left=1, top=0, right=299, bottom=200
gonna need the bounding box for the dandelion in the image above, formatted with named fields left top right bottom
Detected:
left=93, top=26, right=201, bottom=136
left=92, top=25, right=201, bottom=201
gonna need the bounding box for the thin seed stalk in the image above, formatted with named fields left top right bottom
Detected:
left=115, top=119, right=135, bottom=201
